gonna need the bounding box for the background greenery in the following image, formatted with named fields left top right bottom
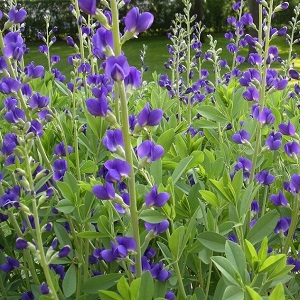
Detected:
left=1, top=0, right=299, bottom=40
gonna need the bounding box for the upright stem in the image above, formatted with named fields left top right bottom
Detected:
left=109, top=0, right=142, bottom=277
left=118, top=82, right=142, bottom=278
left=250, top=0, right=273, bottom=181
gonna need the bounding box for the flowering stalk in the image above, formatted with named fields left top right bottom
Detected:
left=250, top=0, right=273, bottom=181
left=109, top=0, right=142, bottom=277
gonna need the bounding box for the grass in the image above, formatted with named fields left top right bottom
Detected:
left=24, top=33, right=300, bottom=83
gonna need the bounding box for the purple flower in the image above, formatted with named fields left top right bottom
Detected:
left=234, top=157, right=252, bottom=172
left=105, top=55, right=130, bottom=82
left=278, top=121, right=295, bottom=136
left=290, top=174, right=300, bottom=193
left=52, top=159, right=68, bottom=181
left=145, top=220, right=169, bottom=235
left=252, top=104, right=275, bottom=125
left=265, top=132, right=282, bottom=150
left=78, top=62, right=91, bottom=74
left=5, top=107, right=25, bottom=123
left=251, top=200, right=259, bottom=214
left=274, top=217, right=290, bottom=234
left=92, top=27, right=113, bottom=60
left=54, top=142, right=73, bottom=156
left=15, top=238, right=28, bottom=250
left=0, top=186, right=20, bottom=209
left=125, top=67, right=142, bottom=92
left=284, top=142, right=300, bottom=157
left=0, top=78, right=21, bottom=94
left=150, top=262, right=171, bottom=282
left=232, top=130, right=250, bottom=144
left=137, top=140, right=164, bottom=163
left=241, top=13, right=253, bottom=26
left=92, top=182, right=115, bottom=200
left=28, top=120, right=43, bottom=137
left=38, top=45, right=48, bottom=55
left=104, top=159, right=131, bottom=183
left=145, top=185, right=170, bottom=207
left=101, top=237, right=137, bottom=262
left=248, top=53, right=262, bottom=65
left=165, top=291, right=175, bottom=300
left=255, top=170, right=275, bottom=185
left=41, top=282, right=49, bottom=295
left=270, top=191, right=288, bottom=206
left=78, top=0, right=96, bottom=15
left=0, top=256, right=20, bottom=272
left=103, top=129, right=124, bottom=152
left=124, top=7, right=154, bottom=36
left=137, top=103, right=163, bottom=127
left=66, top=36, right=76, bottom=47
left=51, top=55, right=60, bottom=65
left=226, top=43, right=238, bottom=54
left=29, top=93, right=49, bottom=109
left=239, top=69, right=261, bottom=86
left=24, top=62, right=44, bottom=79
left=8, top=7, right=27, bottom=23
left=1, top=133, right=18, bottom=155
left=22, top=292, right=34, bottom=300
left=242, top=87, right=260, bottom=101
left=86, top=95, right=108, bottom=117
left=289, top=69, right=299, bottom=80
left=58, top=245, right=71, bottom=258
left=3, top=32, right=24, bottom=60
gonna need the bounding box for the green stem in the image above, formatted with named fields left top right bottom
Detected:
left=283, top=194, right=299, bottom=254
left=261, top=185, right=269, bottom=216
left=205, top=260, right=213, bottom=299
left=250, top=0, right=273, bottom=181
left=118, top=82, right=142, bottom=278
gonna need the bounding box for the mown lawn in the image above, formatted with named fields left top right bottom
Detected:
left=24, top=33, right=300, bottom=83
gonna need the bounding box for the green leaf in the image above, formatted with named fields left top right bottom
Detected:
left=245, top=286, right=263, bottom=300
left=62, top=264, right=76, bottom=298
left=269, top=283, right=285, bottom=300
left=199, top=190, right=219, bottom=207
left=150, top=159, right=162, bottom=186
left=225, top=241, right=248, bottom=284
left=80, top=160, right=98, bottom=174
left=198, top=232, right=227, bottom=253
left=139, top=209, right=167, bottom=223
left=56, top=181, right=75, bottom=202
left=244, top=239, right=258, bottom=269
left=209, top=179, right=234, bottom=203
left=82, top=274, right=122, bottom=294
left=169, top=226, right=185, bottom=259
left=55, top=199, right=75, bottom=214
left=54, top=223, right=72, bottom=248
left=175, top=134, right=188, bottom=158
left=77, top=231, right=106, bottom=239
left=98, top=291, right=124, bottom=300
left=197, top=105, right=228, bottom=122
left=157, top=242, right=172, bottom=264
left=231, top=169, right=243, bottom=200
left=222, top=286, right=244, bottom=300
left=257, top=237, right=268, bottom=263
left=211, top=256, right=243, bottom=287
left=258, top=254, right=286, bottom=273
left=246, top=210, right=279, bottom=245
left=117, top=276, right=130, bottom=300
left=129, top=278, right=141, bottom=299
left=138, top=271, right=154, bottom=300
left=171, top=156, right=194, bottom=184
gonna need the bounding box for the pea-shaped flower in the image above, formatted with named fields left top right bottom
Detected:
left=105, top=55, right=130, bottom=82
left=78, top=0, right=96, bottom=15
left=137, top=140, right=164, bottom=163
left=137, top=103, right=163, bottom=127
left=145, top=185, right=170, bottom=207
left=124, top=7, right=154, bottom=36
